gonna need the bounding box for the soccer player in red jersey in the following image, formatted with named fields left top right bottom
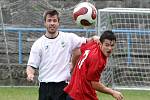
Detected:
left=64, top=30, right=124, bottom=100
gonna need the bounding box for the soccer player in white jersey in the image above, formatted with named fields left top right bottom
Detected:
left=26, top=9, right=99, bottom=100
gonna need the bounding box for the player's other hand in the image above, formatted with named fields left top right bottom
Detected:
left=91, top=36, right=100, bottom=43
left=27, top=74, right=34, bottom=82
left=112, top=90, right=124, bottom=100
left=87, top=35, right=100, bottom=43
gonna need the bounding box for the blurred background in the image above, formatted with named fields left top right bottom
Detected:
left=0, top=0, right=150, bottom=28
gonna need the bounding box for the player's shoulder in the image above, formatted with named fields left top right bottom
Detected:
left=33, top=35, right=44, bottom=43
left=60, top=31, right=75, bottom=36
left=59, top=31, right=77, bottom=38
left=31, top=35, right=45, bottom=47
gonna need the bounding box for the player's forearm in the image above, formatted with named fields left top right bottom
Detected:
left=71, top=48, right=81, bottom=74
left=91, top=81, right=114, bottom=95
left=91, top=81, right=123, bottom=100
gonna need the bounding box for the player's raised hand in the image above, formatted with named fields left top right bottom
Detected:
left=112, top=90, right=124, bottom=100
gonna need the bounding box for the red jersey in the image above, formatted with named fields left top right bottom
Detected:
left=64, top=41, right=107, bottom=100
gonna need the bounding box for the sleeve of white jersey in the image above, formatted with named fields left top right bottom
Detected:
left=70, top=33, right=87, bottom=49
left=27, top=41, right=41, bottom=69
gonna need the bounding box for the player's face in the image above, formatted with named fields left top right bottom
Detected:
left=100, top=39, right=116, bottom=57
left=44, top=14, right=59, bottom=34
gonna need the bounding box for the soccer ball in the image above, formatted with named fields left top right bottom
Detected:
left=73, top=2, right=97, bottom=27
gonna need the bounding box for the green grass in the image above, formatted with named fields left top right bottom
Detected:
left=0, top=87, right=150, bottom=100
left=0, top=87, right=38, bottom=100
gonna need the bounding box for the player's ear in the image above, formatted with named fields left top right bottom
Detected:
left=99, top=42, right=102, bottom=48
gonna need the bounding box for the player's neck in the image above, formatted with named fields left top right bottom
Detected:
left=45, top=31, right=59, bottom=39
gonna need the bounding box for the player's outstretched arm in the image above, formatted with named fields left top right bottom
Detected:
left=91, top=81, right=124, bottom=100
left=26, top=66, right=35, bottom=82
left=71, top=48, right=81, bottom=74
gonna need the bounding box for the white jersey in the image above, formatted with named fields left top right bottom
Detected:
left=27, top=31, right=86, bottom=82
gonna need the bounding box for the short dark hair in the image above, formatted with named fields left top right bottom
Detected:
left=100, top=30, right=116, bottom=43
left=43, top=9, right=60, bottom=22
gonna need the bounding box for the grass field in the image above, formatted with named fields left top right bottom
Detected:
left=0, top=87, right=150, bottom=100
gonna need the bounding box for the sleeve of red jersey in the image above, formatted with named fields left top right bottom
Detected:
left=86, top=55, right=102, bottom=82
